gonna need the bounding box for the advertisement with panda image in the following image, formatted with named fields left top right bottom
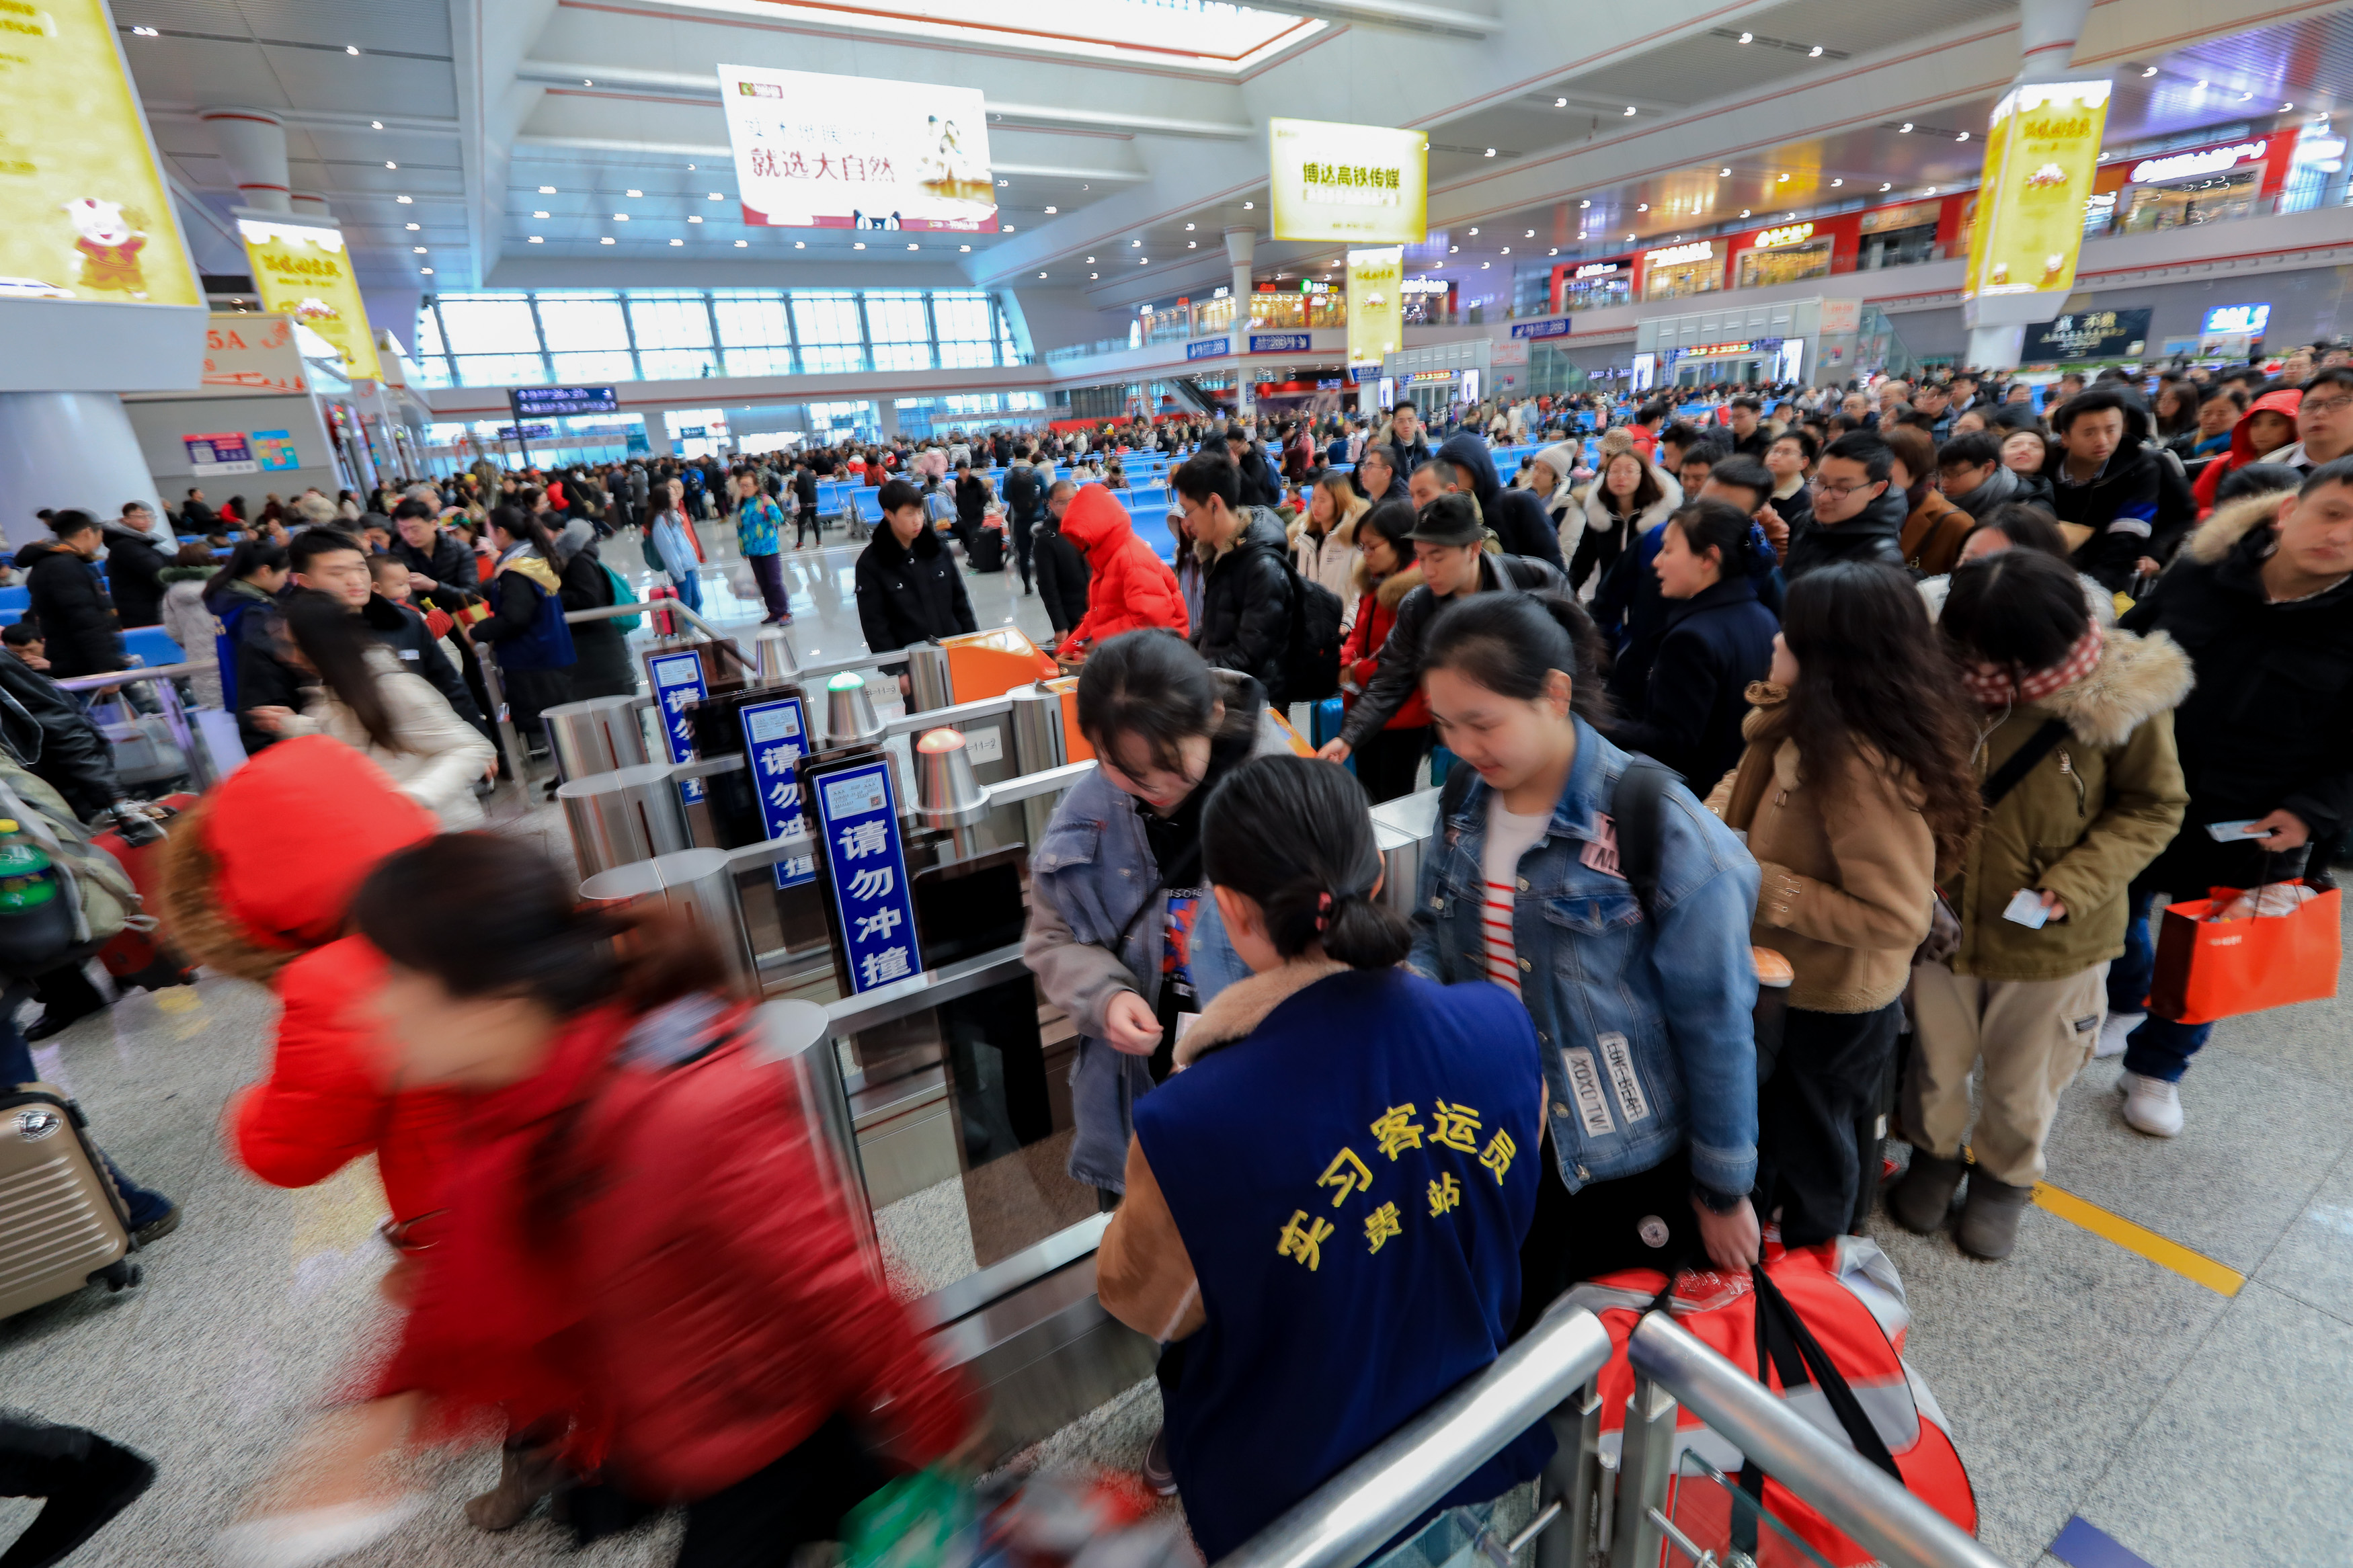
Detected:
left=0, top=0, right=200, bottom=307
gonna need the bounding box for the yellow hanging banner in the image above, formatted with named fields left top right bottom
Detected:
left=0, top=0, right=200, bottom=305
left=1270, top=120, right=1429, bottom=245
left=1346, top=245, right=1404, bottom=368
left=238, top=217, right=382, bottom=381
left=1962, top=79, right=2111, bottom=303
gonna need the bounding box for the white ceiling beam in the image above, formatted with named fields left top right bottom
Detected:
left=1241, top=0, right=1499, bottom=39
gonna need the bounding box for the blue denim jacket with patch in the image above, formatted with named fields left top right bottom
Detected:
left=1406, top=719, right=1761, bottom=1198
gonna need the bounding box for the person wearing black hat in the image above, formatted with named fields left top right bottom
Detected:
left=1316, top=490, right=1563, bottom=764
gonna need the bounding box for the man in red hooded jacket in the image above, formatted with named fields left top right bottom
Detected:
left=1059, top=485, right=1189, bottom=652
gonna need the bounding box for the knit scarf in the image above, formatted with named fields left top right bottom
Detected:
left=1960, top=622, right=2102, bottom=709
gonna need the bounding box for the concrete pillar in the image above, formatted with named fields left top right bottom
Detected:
left=1224, top=226, right=1256, bottom=418
left=877, top=399, right=902, bottom=440
left=1966, top=325, right=2028, bottom=372
left=0, top=393, right=166, bottom=549
left=290, top=190, right=334, bottom=220
left=2015, top=0, right=2093, bottom=78
left=199, top=109, right=293, bottom=214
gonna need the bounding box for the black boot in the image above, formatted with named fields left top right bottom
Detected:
left=0, top=1430, right=155, bottom=1568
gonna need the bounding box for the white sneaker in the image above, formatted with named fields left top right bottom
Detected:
left=2118, top=1071, right=2184, bottom=1137
left=2096, top=1011, right=2143, bottom=1059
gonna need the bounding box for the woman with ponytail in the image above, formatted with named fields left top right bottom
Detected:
left=1410, top=591, right=1764, bottom=1313
left=479, top=504, right=577, bottom=749
left=1096, top=756, right=1548, bottom=1562
left=218, top=833, right=975, bottom=1567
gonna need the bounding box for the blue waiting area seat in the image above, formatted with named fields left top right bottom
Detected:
left=124, top=626, right=184, bottom=667
left=850, top=488, right=885, bottom=526
left=0, top=586, right=28, bottom=617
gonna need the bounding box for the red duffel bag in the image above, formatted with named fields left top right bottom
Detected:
left=1566, top=1239, right=1977, bottom=1567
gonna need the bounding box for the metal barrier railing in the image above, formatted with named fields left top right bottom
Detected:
left=54, top=659, right=221, bottom=792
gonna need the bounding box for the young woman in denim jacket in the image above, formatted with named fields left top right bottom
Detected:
left=1023, top=631, right=1281, bottom=1199
left=1409, top=592, right=1763, bottom=1317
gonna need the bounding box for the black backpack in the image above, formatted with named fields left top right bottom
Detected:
left=1279, top=552, right=1345, bottom=703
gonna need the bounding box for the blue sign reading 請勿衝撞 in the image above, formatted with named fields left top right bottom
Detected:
left=648, top=651, right=707, bottom=805
left=740, top=694, right=814, bottom=890
left=1249, top=333, right=1312, bottom=354
left=1187, top=337, right=1231, bottom=361
left=815, top=759, right=923, bottom=993
left=1510, top=316, right=1572, bottom=339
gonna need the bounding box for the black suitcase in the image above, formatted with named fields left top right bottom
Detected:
left=969, top=528, right=1006, bottom=572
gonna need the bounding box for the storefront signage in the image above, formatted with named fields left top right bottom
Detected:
left=184, top=432, right=257, bottom=474
left=1269, top=118, right=1429, bottom=244
left=2022, top=308, right=2151, bottom=362
left=1408, top=369, right=1457, bottom=382
left=1645, top=241, right=1716, bottom=266
left=740, top=695, right=816, bottom=889
left=1249, top=332, right=1312, bottom=353
left=813, top=760, right=924, bottom=993
left=2202, top=302, right=2270, bottom=337
left=1685, top=341, right=1756, bottom=358
left=2129, top=140, right=2266, bottom=186
left=1187, top=336, right=1232, bottom=360
left=1509, top=316, right=1572, bottom=339
left=1574, top=261, right=1624, bottom=279
left=1753, top=223, right=1815, bottom=249
left=1860, top=200, right=1945, bottom=234
left=1964, top=78, right=2111, bottom=302
left=1400, top=277, right=1453, bottom=294
left=1819, top=298, right=1862, bottom=334
left=239, top=218, right=383, bottom=381
left=512, top=385, right=619, bottom=416
left=0, top=0, right=200, bottom=306
left=1347, top=245, right=1404, bottom=367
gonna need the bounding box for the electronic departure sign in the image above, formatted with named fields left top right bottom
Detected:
left=511, top=386, right=619, bottom=416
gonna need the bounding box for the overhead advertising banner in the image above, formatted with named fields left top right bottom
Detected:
left=2022, top=308, right=2151, bottom=362
left=1269, top=119, right=1429, bottom=244
left=237, top=218, right=381, bottom=381
left=1345, top=245, right=1403, bottom=367
left=0, top=0, right=200, bottom=306
left=1962, top=79, right=2110, bottom=303
left=200, top=314, right=309, bottom=396
left=717, top=65, right=996, bottom=232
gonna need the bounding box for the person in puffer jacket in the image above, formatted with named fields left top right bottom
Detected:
left=1061, top=483, right=1189, bottom=653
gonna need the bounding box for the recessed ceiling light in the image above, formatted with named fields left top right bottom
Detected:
left=1957, top=130, right=1970, bottom=140
left=396, top=194, right=412, bottom=204
left=345, top=44, right=358, bottom=54
left=1004, top=224, right=1016, bottom=231
left=687, top=214, right=702, bottom=224
left=613, top=212, right=628, bottom=220
left=1242, top=201, right=1253, bottom=209
left=1188, top=239, right=1197, bottom=247
left=1481, top=261, right=1490, bottom=268
left=1485, top=147, right=1498, bottom=155
left=130, top=24, right=156, bottom=34
left=1831, top=177, right=1843, bottom=187
left=1548, top=247, right=1558, bottom=255
left=1090, top=271, right=1099, bottom=278
left=1130, top=238, right=1141, bottom=247
left=1626, top=232, right=1634, bottom=240
left=1140, top=256, right=1149, bottom=264
left=407, top=221, right=421, bottom=230
left=794, top=240, right=805, bottom=247
left=529, top=212, right=546, bottom=220
left=2196, top=79, right=2208, bottom=87
left=1468, top=226, right=1479, bottom=235
left=370, top=120, right=383, bottom=129
left=626, top=188, right=642, bottom=197
left=1622, top=108, right=1635, bottom=116
left=707, top=192, right=722, bottom=200
left=1637, top=204, right=1647, bottom=212
left=1808, top=44, right=1822, bottom=56
left=1525, top=229, right=1535, bottom=237
left=528, top=235, right=543, bottom=243
left=1737, top=30, right=1751, bottom=42
left=1086, top=255, right=1096, bottom=263
left=733, top=239, right=747, bottom=247
left=1449, top=244, right=1458, bottom=252
left=670, top=238, right=684, bottom=246
left=1554, top=96, right=1567, bottom=107
left=1044, top=205, right=1058, bottom=213
left=958, top=243, right=970, bottom=251
left=411, top=245, right=426, bottom=253
left=1037, top=270, right=1047, bottom=278
left=384, top=160, right=397, bottom=169
left=1185, top=222, right=1195, bottom=230
left=419, top=267, right=432, bottom=274
left=1925, top=186, right=1936, bottom=194
left=599, top=236, right=614, bottom=244
left=908, top=241, right=920, bottom=249
left=1720, top=167, right=1731, bottom=176
left=687, top=164, right=696, bottom=171
left=1880, top=182, right=1892, bottom=191
left=582, top=77, right=592, bottom=85
left=539, top=186, right=555, bottom=194
left=1740, top=208, right=1750, bottom=216
left=1899, top=122, right=1912, bottom=132
left=1778, top=172, right=1790, bottom=181
left=2142, top=66, right=2157, bottom=77
left=852, top=241, right=865, bottom=249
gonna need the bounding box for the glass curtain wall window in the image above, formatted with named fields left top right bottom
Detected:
left=932, top=291, right=1001, bottom=368
left=865, top=290, right=932, bottom=372
left=629, top=292, right=720, bottom=380
left=793, top=292, right=866, bottom=375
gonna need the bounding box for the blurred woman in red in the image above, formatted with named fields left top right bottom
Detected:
left=220, top=832, right=974, bottom=1568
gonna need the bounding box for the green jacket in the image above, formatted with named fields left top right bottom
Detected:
left=1945, top=628, right=2192, bottom=981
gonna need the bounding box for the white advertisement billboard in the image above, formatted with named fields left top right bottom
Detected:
left=717, top=65, right=997, bottom=232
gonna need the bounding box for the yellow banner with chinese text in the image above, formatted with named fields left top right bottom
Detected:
left=1962, top=79, right=2110, bottom=302
left=238, top=218, right=381, bottom=381
left=1346, top=246, right=1404, bottom=368
left=1271, top=119, right=1428, bottom=245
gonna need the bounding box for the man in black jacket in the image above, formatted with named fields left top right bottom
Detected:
left=1783, top=432, right=1907, bottom=579
left=854, top=479, right=977, bottom=666
left=1320, top=491, right=1562, bottom=764
left=2044, top=387, right=2194, bottom=589
left=1421, top=433, right=1566, bottom=571
left=1004, top=450, right=1045, bottom=593
left=1382, top=399, right=1433, bottom=482
left=388, top=501, right=479, bottom=600
left=1032, top=480, right=1090, bottom=645
left=100, top=505, right=171, bottom=630
left=1221, top=427, right=1282, bottom=509
left=2104, top=460, right=2353, bottom=1137
left=18, top=513, right=123, bottom=679
left=179, top=488, right=218, bottom=532
left=1175, top=450, right=1293, bottom=707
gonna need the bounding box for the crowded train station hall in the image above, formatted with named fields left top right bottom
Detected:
left=1, top=0, right=2350, bottom=1563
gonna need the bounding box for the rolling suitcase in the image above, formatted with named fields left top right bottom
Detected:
left=1309, top=696, right=1355, bottom=776
left=647, top=583, right=681, bottom=638
left=0, top=1085, right=142, bottom=1318
left=93, top=796, right=195, bottom=993
left=969, top=526, right=1006, bottom=572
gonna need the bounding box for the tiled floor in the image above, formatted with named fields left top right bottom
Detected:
left=6, top=518, right=2351, bottom=1565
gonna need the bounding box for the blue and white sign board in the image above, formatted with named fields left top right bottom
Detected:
left=1509, top=315, right=1572, bottom=339
left=1187, top=337, right=1230, bottom=361
left=1250, top=332, right=1312, bottom=354
left=815, top=759, right=923, bottom=993
left=740, top=694, right=815, bottom=890
left=648, top=651, right=708, bottom=804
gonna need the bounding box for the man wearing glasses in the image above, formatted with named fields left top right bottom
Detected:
left=2273, top=366, right=2353, bottom=476
left=1783, top=431, right=1907, bottom=579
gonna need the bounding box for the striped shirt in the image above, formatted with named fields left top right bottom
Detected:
left=1480, top=802, right=1553, bottom=995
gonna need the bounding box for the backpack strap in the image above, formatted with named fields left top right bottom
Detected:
left=1610, top=759, right=1677, bottom=923
left=1980, top=718, right=2071, bottom=810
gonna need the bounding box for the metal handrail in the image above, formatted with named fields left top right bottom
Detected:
left=1626, top=1312, right=2007, bottom=1568
left=53, top=660, right=221, bottom=790
left=52, top=660, right=216, bottom=691
left=1215, top=1305, right=1615, bottom=1568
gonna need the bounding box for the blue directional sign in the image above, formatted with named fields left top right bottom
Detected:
left=1249, top=332, right=1312, bottom=354
left=511, top=385, right=619, bottom=416
left=1187, top=336, right=1231, bottom=361
left=739, top=694, right=815, bottom=890
left=647, top=651, right=708, bottom=804
left=813, top=759, right=923, bottom=993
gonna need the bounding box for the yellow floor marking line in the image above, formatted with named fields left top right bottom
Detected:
left=2032, top=1181, right=2245, bottom=1296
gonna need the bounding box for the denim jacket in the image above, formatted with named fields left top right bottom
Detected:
left=1407, top=720, right=1761, bottom=1198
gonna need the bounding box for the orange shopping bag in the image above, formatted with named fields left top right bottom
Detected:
left=2147, top=880, right=2342, bottom=1025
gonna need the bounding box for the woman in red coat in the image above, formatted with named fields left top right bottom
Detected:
left=216, top=831, right=975, bottom=1567
left=1059, top=483, right=1189, bottom=653
left=1334, top=499, right=1430, bottom=802
left=2190, top=386, right=2300, bottom=518
left=159, top=735, right=454, bottom=1258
